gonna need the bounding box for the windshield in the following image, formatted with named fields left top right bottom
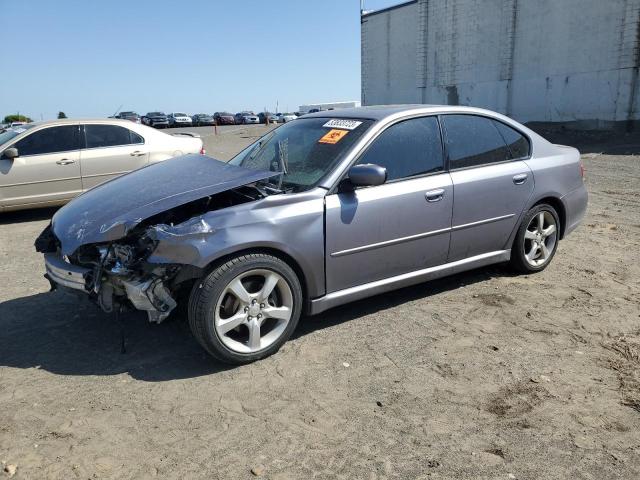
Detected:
left=229, top=117, right=373, bottom=192
left=174, top=113, right=187, bottom=117
left=0, top=124, right=36, bottom=146
left=149, top=112, right=164, bottom=116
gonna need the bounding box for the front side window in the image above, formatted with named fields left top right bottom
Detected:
left=229, top=117, right=373, bottom=192
left=357, top=116, right=444, bottom=181
left=442, top=115, right=510, bottom=169
left=492, top=120, right=530, bottom=159
left=84, top=124, right=142, bottom=148
left=13, top=125, right=80, bottom=156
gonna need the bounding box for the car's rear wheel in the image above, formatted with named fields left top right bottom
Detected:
left=510, top=203, right=560, bottom=273
left=188, top=253, right=303, bottom=364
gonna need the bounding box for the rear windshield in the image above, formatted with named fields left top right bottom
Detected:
left=229, top=117, right=373, bottom=192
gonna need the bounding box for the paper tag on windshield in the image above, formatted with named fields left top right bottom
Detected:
left=319, top=129, right=349, bottom=144
left=322, top=119, right=362, bottom=130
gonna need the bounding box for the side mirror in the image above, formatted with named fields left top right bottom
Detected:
left=2, top=147, right=18, bottom=160
left=347, top=163, right=387, bottom=187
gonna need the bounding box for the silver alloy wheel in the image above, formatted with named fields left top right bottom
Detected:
left=214, top=269, right=294, bottom=354
left=523, top=211, right=558, bottom=267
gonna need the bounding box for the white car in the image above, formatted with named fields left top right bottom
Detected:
left=0, top=118, right=203, bottom=212
left=280, top=113, right=296, bottom=123
left=168, top=112, right=193, bottom=127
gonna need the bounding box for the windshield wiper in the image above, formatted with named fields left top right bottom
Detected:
left=249, top=179, right=285, bottom=197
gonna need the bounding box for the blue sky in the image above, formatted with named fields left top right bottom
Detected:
left=1, top=0, right=400, bottom=120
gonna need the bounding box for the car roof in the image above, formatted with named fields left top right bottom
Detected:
left=302, top=104, right=511, bottom=121
left=14, top=118, right=145, bottom=128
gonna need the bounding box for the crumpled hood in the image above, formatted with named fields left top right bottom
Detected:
left=52, top=154, right=276, bottom=255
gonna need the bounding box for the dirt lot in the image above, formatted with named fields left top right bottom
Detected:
left=1, top=126, right=639, bottom=479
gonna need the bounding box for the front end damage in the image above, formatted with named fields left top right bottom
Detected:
left=36, top=184, right=268, bottom=323
left=39, top=225, right=190, bottom=323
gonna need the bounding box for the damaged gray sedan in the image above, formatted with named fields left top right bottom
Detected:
left=36, top=106, right=587, bottom=364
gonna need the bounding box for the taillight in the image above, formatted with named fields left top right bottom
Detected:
left=579, top=160, right=585, bottom=179
left=200, top=146, right=206, bottom=155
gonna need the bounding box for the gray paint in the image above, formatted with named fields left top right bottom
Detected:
left=44, top=106, right=587, bottom=317
left=361, top=0, right=640, bottom=127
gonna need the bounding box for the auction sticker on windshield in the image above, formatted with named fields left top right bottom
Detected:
left=319, top=129, right=349, bottom=144
left=322, top=119, right=362, bottom=130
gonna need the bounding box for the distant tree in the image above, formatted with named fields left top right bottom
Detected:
left=57, top=111, right=67, bottom=119
left=3, top=114, right=32, bottom=124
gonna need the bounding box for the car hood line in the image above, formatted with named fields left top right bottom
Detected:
left=51, top=154, right=277, bottom=255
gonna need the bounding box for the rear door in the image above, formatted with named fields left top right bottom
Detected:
left=442, top=114, right=534, bottom=262
left=0, top=125, right=82, bottom=209
left=325, top=116, right=453, bottom=292
left=79, top=124, right=149, bottom=190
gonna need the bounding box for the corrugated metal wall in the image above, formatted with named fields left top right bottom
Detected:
left=361, top=0, right=640, bottom=128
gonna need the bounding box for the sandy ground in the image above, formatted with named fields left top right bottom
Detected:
left=0, top=126, right=639, bottom=479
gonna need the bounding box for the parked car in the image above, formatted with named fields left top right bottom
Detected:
left=192, top=114, right=215, bottom=126
left=168, top=112, right=192, bottom=127
left=115, top=111, right=140, bottom=123
left=36, top=105, right=587, bottom=364
left=280, top=113, right=296, bottom=123
left=1, top=118, right=203, bottom=212
left=141, top=112, right=169, bottom=129
left=213, top=112, right=235, bottom=125
left=10, top=121, right=27, bottom=127
left=234, top=112, right=259, bottom=125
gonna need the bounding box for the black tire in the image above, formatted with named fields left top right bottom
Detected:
left=510, top=203, right=560, bottom=273
left=188, top=253, right=303, bottom=364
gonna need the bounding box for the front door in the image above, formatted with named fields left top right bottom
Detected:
left=80, top=124, right=148, bottom=190
left=325, top=116, right=453, bottom=293
left=0, top=125, right=82, bottom=210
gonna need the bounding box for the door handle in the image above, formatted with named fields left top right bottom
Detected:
left=513, top=173, right=528, bottom=185
left=130, top=150, right=146, bottom=156
left=56, top=159, right=75, bottom=165
left=425, top=189, right=445, bottom=202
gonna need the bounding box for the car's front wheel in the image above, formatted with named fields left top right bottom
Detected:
left=188, top=253, right=303, bottom=364
left=510, top=203, right=560, bottom=273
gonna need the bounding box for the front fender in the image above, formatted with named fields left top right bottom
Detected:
left=145, top=193, right=326, bottom=298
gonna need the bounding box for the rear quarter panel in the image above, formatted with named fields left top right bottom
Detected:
left=523, top=143, right=587, bottom=237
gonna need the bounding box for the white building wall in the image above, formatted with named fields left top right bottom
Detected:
left=361, top=0, right=640, bottom=127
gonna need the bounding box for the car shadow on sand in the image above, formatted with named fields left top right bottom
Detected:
left=0, top=265, right=511, bottom=382
left=0, top=207, right=58, bottom=225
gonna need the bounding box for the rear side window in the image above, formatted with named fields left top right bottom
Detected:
left=442, top=115, right=510, bottom=169
left=357, top=116, right=444, bottom=181
left=492, top=120, right=530, bottom=159
left=84, top=125, right=143, bottom=148
left=14, top=125, right=80, bottom=156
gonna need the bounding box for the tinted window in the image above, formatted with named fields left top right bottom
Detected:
left=85, top=125, right=141, bottom=148
left=14, top=126, right=80, bottom=156
left=493, top=120, right=530, bottom=159
left=130, top=131, right=144, bottom=144
left=357, top=116, right=444, bottom=181
left=442, top=115, right=510, bottom=169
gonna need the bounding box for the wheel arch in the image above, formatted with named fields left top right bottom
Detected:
left=200, top=246, right=310, bottom=306
left=531, top=196, right=566, bottom=239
